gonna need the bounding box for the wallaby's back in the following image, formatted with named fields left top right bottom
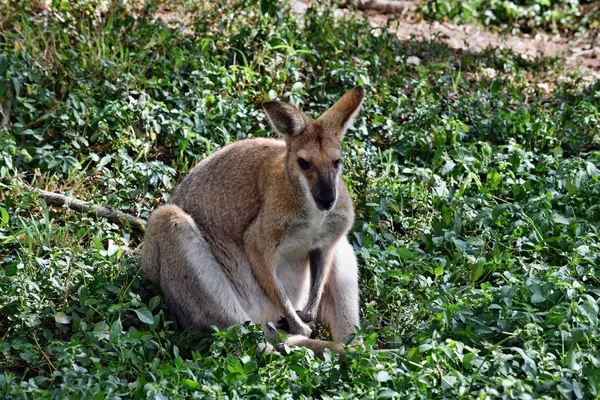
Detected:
left=169, top=138, right=286, bottom=245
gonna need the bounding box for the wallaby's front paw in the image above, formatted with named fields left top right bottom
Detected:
left=275, top=316, right=313, bottom=337
left=296, top=309, right=316, bottom=323
left=291, top=321, right=312, bottom=338
left=286, top=317, right=312, bottom=337
left=275, top=316, right=290, bottom=332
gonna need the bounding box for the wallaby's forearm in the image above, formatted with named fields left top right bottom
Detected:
left=300, top=248, right=334, bottom=322
left=244, top=227, right=311, bottom=336
left=248, top=252, right=310, bottom=335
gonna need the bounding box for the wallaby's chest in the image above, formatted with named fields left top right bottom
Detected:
left=278, top=211, right=349, bottom=258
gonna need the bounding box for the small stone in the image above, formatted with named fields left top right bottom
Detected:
left=291, top=0, right=308, bottom=15
left=482, top=68, right=497, bottom=78
left=406, top=56, right=420, bottom=66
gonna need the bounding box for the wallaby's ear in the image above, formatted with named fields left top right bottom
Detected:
left=262, top=100, right=306, bottom=137
left=316, top=86, right=364, bottom=140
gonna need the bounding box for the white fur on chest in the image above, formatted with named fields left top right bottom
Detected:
left=279, top=210, right=331, bottom=258
left=272, top=213, right=327, bottom=313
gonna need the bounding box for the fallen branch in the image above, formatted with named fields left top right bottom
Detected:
left=1, top=82, right=13, bottom=127
left=355, top=0, right=414, bottom=14
left=21, top=183, right=147, bottom=232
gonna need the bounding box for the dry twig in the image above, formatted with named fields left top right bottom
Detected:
left=355, top=0, right=413, bottom=14
left=21, top=182, right=147, bottom=232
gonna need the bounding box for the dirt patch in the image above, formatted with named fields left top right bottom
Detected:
left=365, top=10, right=600, bottom=81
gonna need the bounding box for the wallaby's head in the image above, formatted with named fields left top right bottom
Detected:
left=262, top=86, right=364, bottom=211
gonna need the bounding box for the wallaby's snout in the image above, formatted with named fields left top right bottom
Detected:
left=314, top=176, right=336, bottom=210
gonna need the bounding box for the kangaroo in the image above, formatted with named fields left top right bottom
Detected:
left=140, top=86, right=364, bottom=357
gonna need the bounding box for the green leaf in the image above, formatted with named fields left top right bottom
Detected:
left=441, top=160, right=455, bottom=175
left=109, top=318, right=122, bottom=342
left=566, top=347, right=578, bottom=371
left=260, top=0, right=277, bottom=16
left=375, top=370, right=391, bottom=382
left=378, top=388, right=399, bottom=399
left=407, top=347, right=420, bottom=361
left=486, top=170, right=502, bottom=190
left=11, top=77, right=19, bottom=97
left=54, top=312, right=71, bottom=324
left=0, top=54, right=8, bottom=75
left=396, top=246, right=413, bottom=260
left=243, top=360, right=258, bottom=373
left=512, top=347, right=538, bottom=378
left=0, top=206, right=8, bottom=224
left=471, top=263, right=484, bottom=282
left=92, top=236, right=104, bottom=251
left=531, top=292, right=545, bottom=303
left=149, top=296, right=162, bottom=312
left=452, top=237, right=467, bottom=253
left=491, top=79, right=502, bottom=94
left=578, top=302, right=598, bottom=327
left=183, top=379, right=200, bottom=389
left=463, top=353, right=474, bottom=369
left=492, top=204, right=510, bottom=221
left=552, top=213, right=570, bottom=225
left=134, top=308, right=155, bottom=324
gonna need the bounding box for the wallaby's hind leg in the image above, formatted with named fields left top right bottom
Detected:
left=317, top=237, right=360, bottom=342
left=140, top=205, right=251, bottom=331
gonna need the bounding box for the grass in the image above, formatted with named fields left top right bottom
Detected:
left=1, top=0, right=599, bottom=398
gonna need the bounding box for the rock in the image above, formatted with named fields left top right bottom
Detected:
left=406, top=56, right=420, bottom=66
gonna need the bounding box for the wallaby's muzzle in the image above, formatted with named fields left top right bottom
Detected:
left=314, top=176, right=336, bottom=210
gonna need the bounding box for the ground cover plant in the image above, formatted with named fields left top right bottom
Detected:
left=1, top=0, right=599, bottom=397
left=422, top=0, right=600, bottom=36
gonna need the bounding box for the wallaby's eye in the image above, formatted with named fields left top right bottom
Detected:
left=333, top=159, right=341, bottom=168
left=297, top=158, right=310, bottom=170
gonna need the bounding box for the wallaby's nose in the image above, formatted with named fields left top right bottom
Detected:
left=315, top=192, right=335, bottom=210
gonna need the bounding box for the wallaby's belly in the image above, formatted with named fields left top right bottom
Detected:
left=245, top=218, right=330, bottom=322
left=213, top=242, right=311, bottom=323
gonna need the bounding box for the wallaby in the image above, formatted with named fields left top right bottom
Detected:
left=140, top=86, right=364, bottom=357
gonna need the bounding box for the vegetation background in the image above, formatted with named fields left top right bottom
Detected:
left=1, top=0, right=599, bottom=397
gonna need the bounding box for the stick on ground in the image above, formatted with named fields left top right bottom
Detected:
left=355, top=0, right=413, bottom=14
left=21, top=183, right=147, bottom=232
